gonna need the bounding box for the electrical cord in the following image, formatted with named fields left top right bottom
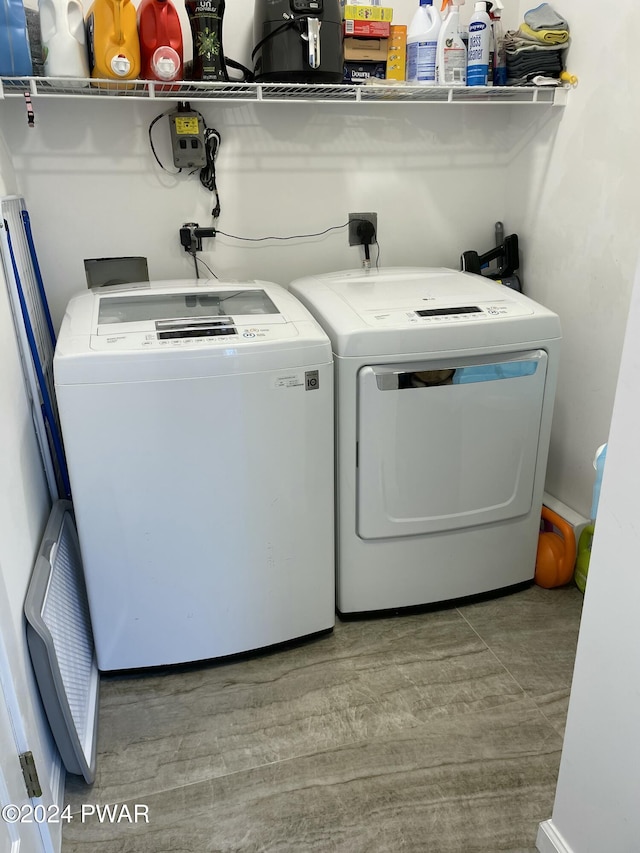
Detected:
left=188, top=251, right=219, bottom=280
left=251, top=20, right=297, bottom=62
left=198, top=122, right=222, bottom=219
left=356, top=220, right=378, bottom=270
left=215, top=219, right=380, bottom=268
left=215, top=222, right=351, bottom=242
left=195, top=254, right=219, bottom=280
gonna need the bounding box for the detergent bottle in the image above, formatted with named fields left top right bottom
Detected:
left=535, top=505, right=576, bottom=589
left=38, top=0, right=90, bottom=77
left=406, top=0, right=441, bottom=85
left=575, top=443, right=608, bottom=593
left=137, top=0, right=183, bottom=82
left=185, top=0, right=227, bottom=81
left=436, top=0, right=466, bottom=86
left=0, top=0, right=33, bottom=75
left=85, top=0, right=140, bottom=82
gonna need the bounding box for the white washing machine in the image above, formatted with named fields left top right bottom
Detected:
left=54, top=279, right=335, bottom=670
left=289, top=267, right=561, bottom=615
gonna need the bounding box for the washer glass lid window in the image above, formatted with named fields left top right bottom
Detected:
left=97, top=290, right=279, bottom=325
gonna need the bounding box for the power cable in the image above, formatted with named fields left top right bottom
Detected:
left=215, top=220, right=380, bottom=269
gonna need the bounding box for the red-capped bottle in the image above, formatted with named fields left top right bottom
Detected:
left=137, top=0, right=183, bottom=82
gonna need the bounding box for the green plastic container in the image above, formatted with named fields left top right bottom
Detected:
left=575, top=523, right=594, bottom=593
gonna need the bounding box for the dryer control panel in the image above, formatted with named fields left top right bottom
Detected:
left=364, top=300, right=533, bottom=327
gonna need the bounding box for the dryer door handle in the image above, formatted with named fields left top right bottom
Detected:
left=370, top=353, right=544, bottom=391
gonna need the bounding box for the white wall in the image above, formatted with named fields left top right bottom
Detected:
left=537, top=252, right=640, bottom=853
left=0, top=0, right=527, bottom=327
left=0, top=97, right=544, bottom=327
left=507, top=0, right=640, bottom=517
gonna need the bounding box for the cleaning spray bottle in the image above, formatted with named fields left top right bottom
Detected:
left=436, top=0, right=466, bottom=86
left=467, top=1, right=490, bottom=86
left=490, top=0, right=506, bottom=85
left=85, top=0, right=140, bottom=82
left=406, top=0, right=441, bottom=85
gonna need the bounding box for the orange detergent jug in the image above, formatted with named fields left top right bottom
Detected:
left=535, top=505, right=577, bottom=589
left=137, top=0, right=183, bottom=82
left=85, top=0, right=140, bottom=82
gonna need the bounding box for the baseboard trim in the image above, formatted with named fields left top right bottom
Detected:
left=543, top=492, right=589, bottom=541
left=537, top=819, right=575, bottom=853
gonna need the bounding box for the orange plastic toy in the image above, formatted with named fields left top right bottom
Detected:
left=535, top=505, right=577, bottom=589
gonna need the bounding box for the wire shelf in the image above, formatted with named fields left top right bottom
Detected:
left=0, top=76, right=566, bottom=105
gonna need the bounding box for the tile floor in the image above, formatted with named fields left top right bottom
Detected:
left=63, top=584, right=583, bottom=853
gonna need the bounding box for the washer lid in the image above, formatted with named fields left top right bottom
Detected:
left=95, top=286, right=286, bottom=334
left=289, top=267, right=562, bottom=357
left=54, top=279, right=332, bottom=384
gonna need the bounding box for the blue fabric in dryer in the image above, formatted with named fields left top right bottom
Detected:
left=453, top=360, right=539, bottom=384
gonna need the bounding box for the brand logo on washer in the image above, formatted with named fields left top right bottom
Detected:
left=305, top=370, right=319, bottom=391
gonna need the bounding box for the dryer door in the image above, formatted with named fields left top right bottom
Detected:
left=356, top=350, right=548, bottom=539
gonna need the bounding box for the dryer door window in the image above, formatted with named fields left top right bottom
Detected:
left=356, top=350, right=548, bottom=539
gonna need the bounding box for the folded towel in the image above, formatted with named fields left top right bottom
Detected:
left=504, top=30, right=571, bottom=53
left=507, top=55, right=563, bottom=76
left=524, top=3, right=568, bottom=31
left=518, top=22, right=569, bottom=44
left=506, top=49, right=564, bottom=79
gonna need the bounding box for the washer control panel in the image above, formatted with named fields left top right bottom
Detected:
left=90, top=324, right=298, bottom=351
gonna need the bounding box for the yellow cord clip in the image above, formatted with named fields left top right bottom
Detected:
left=560, top=70, right=578, bottom=87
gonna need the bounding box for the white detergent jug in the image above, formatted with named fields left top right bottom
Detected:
left=39, top=0, right=90, bottom=77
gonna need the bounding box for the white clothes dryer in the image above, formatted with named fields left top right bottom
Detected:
left=289, top=267, right=561, bottom=615
left=54, top=280, right=334, bottom=670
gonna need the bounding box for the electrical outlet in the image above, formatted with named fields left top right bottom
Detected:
left=349, top=212, right=377, bottom=246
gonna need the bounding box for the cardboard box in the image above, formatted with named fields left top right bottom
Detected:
left=344, top=37, right=388, bottom=62
left=386, top=24, right=406, bottom=81
left=388, top=24, right=407, bottom=46
left=342, top=5, right=393, bottom=22
left=343, top=19, right=391, bottom=37
left=343, top=61, right=387, bottom=84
